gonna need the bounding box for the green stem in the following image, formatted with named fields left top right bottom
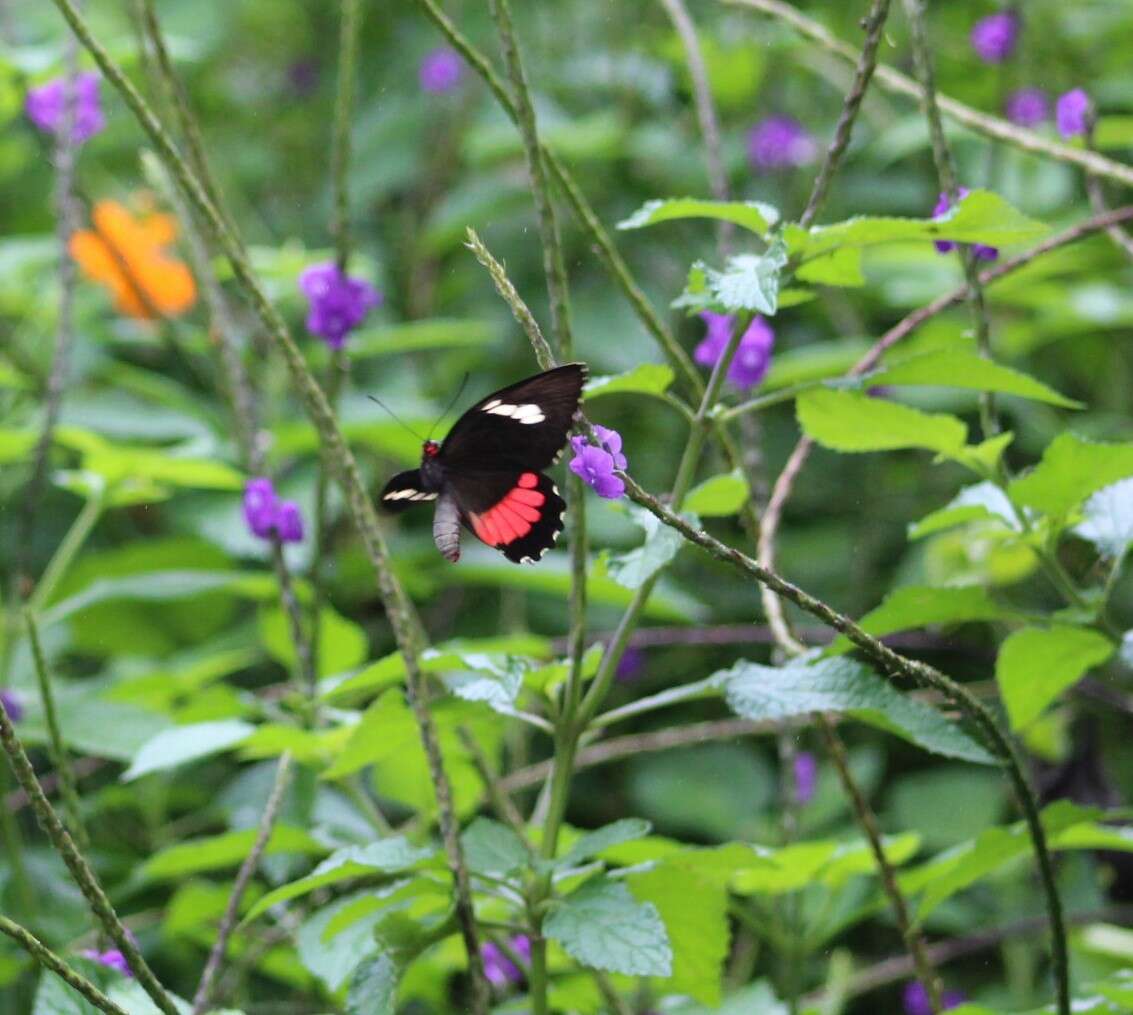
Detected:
left=0, top=916, right=130, bottom=1015
left=24, top=609, right=87, bottom=850
left=270, top=539, right=318, bottom=723
left=30, top=493, right=103, bottom=614
left=331, top=0, right=361, bottom=271
left=719, top=382, right=821, bottom=422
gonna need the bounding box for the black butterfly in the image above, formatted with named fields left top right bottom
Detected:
left=379, top=364, right=587, bottom=564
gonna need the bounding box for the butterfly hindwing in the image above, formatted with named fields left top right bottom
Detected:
left=438, top=363, right=586, bottom=474
left=378, top=470, right=438, bottom=514
left=449, top=470, right=565, bottom=564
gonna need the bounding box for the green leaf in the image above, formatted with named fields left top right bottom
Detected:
left=259, top=606, right=368, bottom=678
left=243, top=838, right=435, bottom=922
left=123, top=720, right=255, bottom=781
left=909, top=482, right=1022, bottom=539
left=761, top=338, right=872, bottom=390
left=996, top=625, right=1114, bottom=729
left=616, top=197, right=779, bottom=236
left=543, top=877, right=672, bottom=976
left=606, top=505, right=685, bottom=590
left=84, top=445, right=243, bottom=491
left=1008, top=433, right=1133, bottom=518
left=793, top=247, right=864, bottom=287
left=868, top=350, right=1081, bottom=408
left=442, top=656, right=525, bottom=714
left=732, top=835, right=920, bottom=895
left=829, top=585, right=1011, bottom=653
left=345, top=318, right=499, bottom=359
left=558, top=818, right=652, bottom=868
left=719, top=656, right=994, bottom=764
left=346, top=954, right=399, bottom=1015
left=460, top=818, right=529, bottom=877
left=628, top=864, right=728, bottom=1005
left=683, top=470, right=749, bottom=517
left=584, top=363, right=675, bottom=401
left=704, top=245, right=787, bottom=315
left=1074, top=478, right=1133, bottom=558
left=144, top=826, right=327, bottom=880
left=796, top=388, right=967, bottom=457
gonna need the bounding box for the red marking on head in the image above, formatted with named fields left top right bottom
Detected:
left=423, top=440, right=440, bottom=458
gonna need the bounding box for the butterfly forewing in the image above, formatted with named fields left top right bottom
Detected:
left=438, top=363, right=586, bottom=473
left=379, top=469, right=437, bottom=514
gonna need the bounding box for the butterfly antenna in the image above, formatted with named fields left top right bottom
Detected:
left=426, top=372, right=471, bottom=440
left=367, top=394, right=426, bottom=442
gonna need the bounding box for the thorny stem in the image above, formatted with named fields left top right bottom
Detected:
left=901, top=0, right=997, bottom=442
left=47, top=1, right=488, bottom=1004
left=0, top=699, right=180, bottom=1015
left=729, top=0, right=1133, bottom=189
left=24, top=610, right=87, bottom=850
left=0, top=916, right=129, bottom=1015
left=621, top=472, right=1070, bottom=1015
left=191, top=753, right=293, bottom=1015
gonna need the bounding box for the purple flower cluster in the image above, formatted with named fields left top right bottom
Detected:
left=933, top=189, right=997, bottom=261
left=570, top=425, right=627, bottom=500
left=482, top=935, right=530, bottom=987
left=970, top=11, right=1019, bottom=63
left=419, top=48, right=463, bottom=94
left=746, top=116, right=816, bottom=172
left=1005, top=88, right=1048, bottom=128
left=793, top=751, right=817, bottom=806
left=0, top=689, right=24, bottom=722
left=695, top=312, right=776, bottom=391
left=81, top=949, right=132, bottom=977
left=298, top=263, right=381, bottom=349
left=25, top=71, right=105, bottom=145
left=1056, top=88, right=1091, bottom=138
left=903, top=981, right=966, bottom=1015
left=243, top=478, right=304, bottom=544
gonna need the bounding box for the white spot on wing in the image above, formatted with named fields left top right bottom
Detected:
left=482, top=401, right=545, bottom=424
left=384, top=488, right=421, bottom=501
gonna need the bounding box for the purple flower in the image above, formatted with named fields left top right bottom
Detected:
left=932, top=189, right=998, bottom=261
left=0, top=689, right=24, bottom=723
left=81, top=949, right=132, bottom=977
left=615, top=646, right=646, bottom=684
left=695, top=312, right=776, bottom=390
left=242, top=478, right=304, bottom=544
left=419, top=47, right=462, bottom=94
left=297, top=263, right=381, bottom=349
left=903, top=981, right=965, bottom=1015
left=746, top=116, right=816, bottom=171
left=569, top=426, right=627, bottom=500
left=1056, top=88, right=1091, bottom=138
left=481, top=935, right=530, bottom=987
left=970, top=11, right=1019, bottom=63
left=25, top=71, right=105, bottom=144
left=1005, top=88, right=1048, bottom=128
left=793, top=751, right=817, bottom=805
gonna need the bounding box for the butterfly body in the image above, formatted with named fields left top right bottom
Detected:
left=379, top=364, right=586, bottom=564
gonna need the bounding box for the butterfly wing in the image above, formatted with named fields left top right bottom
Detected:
left=378, top=470, right=438, bottom=514
left=438, top=363, right=586, bottom=474
left=448, top=470, right=565, bottom=564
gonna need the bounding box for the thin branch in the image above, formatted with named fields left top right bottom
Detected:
left=799, top=0, right=891, bottom=227
left=0, top=698, right=179, bottom=1015
left=271, top=539, right=318, bottom=719
left=727, top=0, right=1133, bottom=189
left=191, top=753, right=293, bottom=1015
left=0, top=917, right=130, bottom=1015
left=24, top=610, right=86, bottom=850
left=1084, top=122, right=1133, bottom=262
left=48, top=2, right=487, bottom=1003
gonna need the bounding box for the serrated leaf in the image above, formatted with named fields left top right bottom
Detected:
left=829, top=585, right=1010, bottom=654
left=996, top=625, right=1114, bottom=729
left=144, top=826, right=327, bottom=879
left=683, top=470, right=749, bottom=517
left=558, top=818, right=652, bottom=868
left=296, top=890, right=383, bottom=991
left=584, top=362, right=675, bottom=401
left=461, top=818, right=529, bottom=877
left=731, top=835, right=919, bottom=895
left=616, top=197, right=779, bottom=236
left=797, top=388, right=967, bottom=456
left=1008, top=434, right=1133, bottom=518
left=719, top=656, right=994, bottom=764
left=123, top=720, right=255, bottom=781
left=243, top=838, right=435, bottom=922
left=705, top=245, right=787, bottom=315
left=346, top=954, right=399, bottom=1015
left=606, top=505, right=685, bottom=590
left=793, top=246, right=864, bottom=287
left=1074, top=478, right=1133, bottom=558
left=868, top=350, right=1081, bottom=408
left=442, top=656, right=524, bottom=714
left=909, top=482, right=1022, bottom=539
left=543, top=877, right=672, bottom=976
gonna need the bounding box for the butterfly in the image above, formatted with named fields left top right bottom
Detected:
left=379, top=364, right=587, bottom=564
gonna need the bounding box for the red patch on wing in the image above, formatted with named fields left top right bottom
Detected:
left=470, top=478, right=547, bottom=547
